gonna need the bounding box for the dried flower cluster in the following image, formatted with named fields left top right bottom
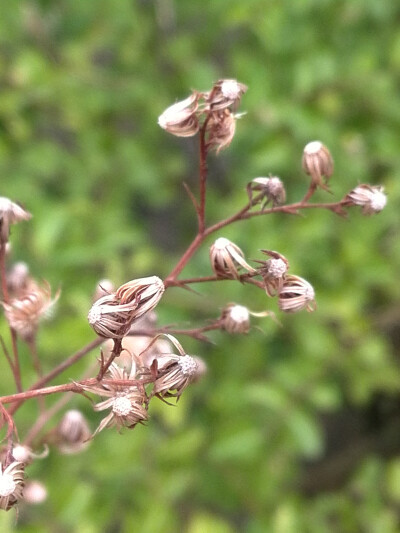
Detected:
left=0, top=77, right=389, bottom=514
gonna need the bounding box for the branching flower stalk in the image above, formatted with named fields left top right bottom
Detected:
left=0, top=79, right=388, bottom=511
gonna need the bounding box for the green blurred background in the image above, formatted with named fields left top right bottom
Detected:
left=1, top=0, right=400, bottom=531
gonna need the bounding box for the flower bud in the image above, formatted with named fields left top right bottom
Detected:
left=247, top=176, right=286, bottom=208
left=158, top=92, right=200, bottom=137
left=344, top=184, right=387, bottom=215
left=116, top=276, right=164, bottom=319
left=302, top=141, right=333, bottom=189
left=56, top=410, right=91, bottom=454
left=278, top=275, right=316, bottom=313
left=12, top=444, right=48, bottom=464
left=255, top=250, right=289, bottom=296
left=207, top=79, right=247, bottom=111
left=23, top=480, right=47, bottom=505
left=92, top=278, right=115, bottom=303
left=221, top=304, right=250, bottom=334
left=0, top=197, right=31, bottom=244
left=210, top=237, right=255, bottom=280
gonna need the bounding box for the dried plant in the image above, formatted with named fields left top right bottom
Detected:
left=0, top=78, right=388, bottom=514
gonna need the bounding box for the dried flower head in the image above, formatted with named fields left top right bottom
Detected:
left=210, top=237, right=255, bottom=280
left=158, top=92, right=200, bottom=137
left=207, top=79, right=247, bottom=111
left=302, top=141, right=334, bottom=190
left=144, top=335, right=199, bottom=399
left=56, top=410, right=91, bottom=454
left=88, top=276, right=163, bottom=339
left=3, top=281, right=59, bottom=342
left=22, top=480, right=47, bottom=505
left=254, top=250, right=289, bottom=296
left=12, top=445, right=48, bottom=465
left=81, top=362, right=148, bottom=436
left=206, top=109, right=236, bottom=153
left=221, top=304, right=251, bottom=334
left=6, top=262, right=31, bottom=299
left=0, top=460, right=25, bottom=511
left=247, top=176, right=286, bottom=208
left=92, top=278, right=115, bottom=302
left=278, top=275, right=316, bottom=313
left=344, top=184, right=387, bottom=215
left=0, top=197, right=31, bottom=243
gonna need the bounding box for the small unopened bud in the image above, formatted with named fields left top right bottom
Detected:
left=56, top=410, right=91, bottom=454
left=12, top=445, right=48, bottom=464
left=207, top=79, right=247, bottom=111
left=247, top=176, right=286, bottom=208
left=23, top=480, right=47, bottom=505
left=206, top=109, right=236, bottom=153
left=278, top=275, right=316, bottom=313
left=0, top=197, right=31, bottom=244
left=0, top=460, right=25, bottom=511
left=3, top=281, right=59, bottom=342
left=93, top=279, right=115, bottom=302
left=6, top=262, right=31, bottom=299
left=221, top=304, right=250, bottom=334
left=210, top=237, right=255, bottom=280
left=302, top=141, right=333, bottom=189
left=344, top=184, right=387, bottom=215
left=158, top=92, right=200, bottom=137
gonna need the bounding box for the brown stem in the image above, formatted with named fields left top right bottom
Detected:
left=0, top=243, right=22, bottom=392
left=97, top=338, right=123, bottom=379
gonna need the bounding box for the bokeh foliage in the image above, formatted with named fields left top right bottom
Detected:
left=0, top=0, right=399, bottom=531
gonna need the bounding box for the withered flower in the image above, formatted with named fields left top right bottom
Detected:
left=207, top=79, right=247, bottom=111
left=255, top=250, right=289, bottom=296
left=3, top=281, right=59, bottom=342
left=221, top=304, right=250, bottom=334
left=206, top=109, right=236, bottom=153
left=0, top=460, right=25, bottom=511
left=302, top=141, right=334, bottom=190
left=56, top=410, right=91, bottom=454
left=144, top=335, right=199, bottom=399
left=247, top=176, right=286, bottom=208
left=22, top=480, right=47, bottom=505
left=344, top=184, right=387, bottom=215
left=0, top=197, right=31, bottom=244
left=88, top=275, right=164, bottom=339
left=210, top=237, right=255, bottom=280
left=158, top=92, right=200, bottom=137
left=278, top=275, right=316, bottom=313
left=81, top=362, right=148, bottom=436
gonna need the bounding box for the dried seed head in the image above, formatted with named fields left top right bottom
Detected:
left=6, top=262, right=31, bottom=299
left=3, top=281, right=59, bottom=342
left=11, top=445, right=48, bottom=464
left=0, top=197, right=31, bottom=244
left=116, top=276, right=164, bottom=320
left=56, top=410, right=91, bottom=454
left=344, top=184, right=387, bottom=215
left=93, top=279, right=115, bottom=303
left=158, top=92, right=200, bottom=137
left=153, top=353, right=199, bottom=399
left=81, top=362, right=148, bottom=436
left=255, top=250, right=289, bottom=296
left=210, top=237, right=255, bottom=280
left=247, top=176, right=286, bottom=207
left=207, top=79, right=247, bottom=111
left=22, top=480, right=47, bottom=505
left=221, top=304, right=251, bottom=334
left=278, top=275, right=316, bottom=313
left=0, top=460, right=25, bottom=511
left=302, top=141, right=334, bottom=189
left=206, top=109, right=236, bottom=153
